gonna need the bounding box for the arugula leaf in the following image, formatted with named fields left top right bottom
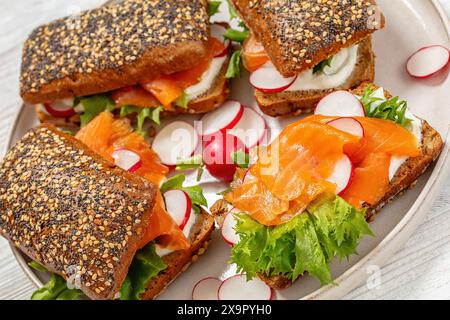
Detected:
left=182, top=185, right=208, bottom=208
left=224, top=28, right=249, bottom=43
left=360, top=85, right=412, bottom=128
left=226, top=0, right=239, bottom=20
left=208, top=0, right=221, bottom=16
left=120, top=243, right=167, bottom=300
left=161, top=174, right=186, bottom=193
left=120, top=105, right=163, bottom=135
left=226, top=50, right=242, bottom=79
left=176, top=91, right=189, bottom=109
left=79, top=94, right=115, bottom=127
left=31, top=274, right=68, bottom=300
left=230, top=196, right=373, bottom=284
left=231, top=150, right=250, bottom=168
left=28, top=261, right=48, bottom=273
left=313, top=57, right=333, bottom=74
left=160, top=173, right=208, bottom=211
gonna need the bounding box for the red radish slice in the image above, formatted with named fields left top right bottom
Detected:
left=315, top=91, right=365, bottom=117
left=112, top=149, right=142, bottom=172
left=228, top=107, right=267, bottom=148
left=163, top=190, right=192, bottom=230
left=221, top=212, right=240, bottom=245
left=326, top=155, right=354, bottom=195
left=218, top=275, right=273, bottom=300
left=192, top=277, right=222, bottom=300
left=153, top=121, right=199, bottom=166
left=211, top=24, right=230, bottom=57
left=250, top=62, right=297, bottom=93
left=406, top=45, right=450, bottom=78
left=44, top=98, right=76, bottom=118
left=199, top=100, right=244, bottom=136
left=327, top=117, right=364, bottom=139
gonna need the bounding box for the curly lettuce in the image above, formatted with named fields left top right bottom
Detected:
left=230, top=196, right=373, bottom=285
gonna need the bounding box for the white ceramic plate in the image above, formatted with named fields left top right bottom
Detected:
left=8, top=0, right=450, bottom=300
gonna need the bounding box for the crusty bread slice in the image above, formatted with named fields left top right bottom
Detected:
left=211, top=84, right=444, bottom=290
left=140, top=209, right=215, bottom=300
left=255, top=37, right=375, bottom=117
left=34, top=60, right=230, bottom=129
left=20, top=0, right=210, bottom=104
left=0, top=125, right=158, bottom=300
left=231, top=0, right=384, bottom=77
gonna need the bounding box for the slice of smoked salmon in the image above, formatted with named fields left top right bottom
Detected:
left=112, top=86, right=160, bottom=109
left=340, top=152, right=391, bottom=208
left=242, top=35, right=270, bottom=72
left=75, top=112, right=188, bottom=250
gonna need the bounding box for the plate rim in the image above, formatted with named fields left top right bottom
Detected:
left=6, top=0, right=450, bottom=299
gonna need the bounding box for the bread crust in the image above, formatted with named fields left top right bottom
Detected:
left=255, top=37, right=375, bottom=117
left=232, top=0, right=384, bottom=76
left=212, top=84, right=444, bottom=290
left=0, top=125, right=159, bottom=300
left=20, top=0, right=210, bottom=104
left=140, top=209, right=215, bottom=300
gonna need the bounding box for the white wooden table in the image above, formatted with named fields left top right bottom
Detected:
left=0, top=0, right=448, bottom=300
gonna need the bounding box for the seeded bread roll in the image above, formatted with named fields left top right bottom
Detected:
left=211, top=84, right=444, bottom=290
left=256, top=37, right=375, bottom=116
left=0, top=125, right=158, bottom=300
left=20, top=0, right=210, bottom=104
left=231, top=0, right=385, bottom=77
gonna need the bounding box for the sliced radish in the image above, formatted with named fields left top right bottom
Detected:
left=250, top=62, right=297, bottom=93
left=326, top=155, right=354, bottom=195
left=315, top=91, right=365, bottom=117
left=163, top=190, right=192, bottom=230
left=221, top=212, right=240, bottom=245
left=327, top=117, right=364, bottom=139
left=112, top=149, right=142, bottom=172
left=218, top=275, right=273, bottom=300
left=211, top=24, right=230, bottom=57
left=199, top=100, right=244, bottom=136
left=228, top=107, right=267, bottom=149
left=153, top=121, right=199, bottom=166
left=44, top=98, right=76, bottom=118
left=406, top=45, right=450, bottom=78
left=192, top=277, right=222, bottom=300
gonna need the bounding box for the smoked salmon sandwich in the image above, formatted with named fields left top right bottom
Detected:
left=212, top=84, right=443, bottom=289
left=20, top=0, right=232, bottom=131
left=230, top=0, right=385, bottom=116
left=0, top=111, right=215, bottom=300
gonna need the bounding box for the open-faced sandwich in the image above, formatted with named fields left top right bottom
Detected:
left=0, top=111, right=214, bottom=300
left=212, top=83, right=443, bottom=289
left=20, top=0, right=232, bottom=130
left=230, top=0, right=385, bottom=116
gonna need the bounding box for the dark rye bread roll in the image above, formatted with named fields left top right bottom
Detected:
left=256, top=37, right=375, bottom=116
left=0, top=125, right=158, bottom=299
left=231, top=0, right=385, bottom=77
left=20, top=0, right=210, bottom=104
left=211, top=84, right=444, bottom=290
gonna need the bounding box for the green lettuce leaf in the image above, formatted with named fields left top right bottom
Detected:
left=360, top=84, right=412, bottom=128
left=226, top=0, right=239, bottom=20
left=226, top=50, right=242, bottom=79
left=120, top=105, right=163, bottom=135
left=313, top=57, right=333, bottom=74
left=176, top=91, right=189, bottom=109
left=208, top=0, right=221, bottom=16
left=160, top=174, right=207, bottom=213
left=230, top=196, right=373, bottom=285
left=79, top=94, right=115, bottom=127
left=120, top=243, right=167, bottom=300
left=224, top=28, right=249, bottom=43
left=29, top=263, right=83, bottom=300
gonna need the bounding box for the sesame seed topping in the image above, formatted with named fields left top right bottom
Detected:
left=20, top=0, right=209, bottom=94
left=0, top=125, right=156, bottom=299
